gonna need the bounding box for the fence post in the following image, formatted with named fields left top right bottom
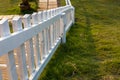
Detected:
left=72, top=6, right=75, bottom=24
left=61, top=13, right=67, bottom=43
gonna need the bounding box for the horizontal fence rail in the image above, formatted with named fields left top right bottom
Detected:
left=0, top=2, right=74, bottom=80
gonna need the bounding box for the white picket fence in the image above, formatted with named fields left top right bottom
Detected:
left=0, top=0, right=74, bottom=80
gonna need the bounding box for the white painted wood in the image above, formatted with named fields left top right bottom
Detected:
left=0, top=8, right=72, bottom=55
left=51, top=25, right=54, bottom=47
left=56, top=20, right=59, bottom=39
left=47, top=10, right=50, bottom=19
left=15, top=45, right=28, bottom=80
left=39, top=32, right=44, bottom=60
left=52, top=23, right=55, bottom=45
left=25, top=40, right=35, bottom=74
left=0, top=19, right=10, bottom=37
left=22, top=14, right=31, bottom=28
left=72, top=7, right=75, bottom=24
left=34, top=34, right=41, bottom=66
left=61, top=13, right=67, bottom=43
left=0, top=4, right=74, bottom=80
left=12, top=17, right=23, bottom=32
left=6, top=51, right=18, bottom=80
left=54, top=21, right=57, bottom=42
left=12, top=16, right=28, bottom=80
left=0, top=19, right=18, bottom=80
left=30, top=37, right=61, bottom=80
left=32, top=13, right=38, bottom=25
left=43, top=10, right=47, bottom=20
left=38, top=12, right=42, bottom=22
left=48, top=27, right=50, bottom=50
left=23, top=14, right=36, bottom=74
left=42, top=30, right=46, bottom=58
left=31, top=13, right=41, bottom=67
left=0, top=70, right=2, bottom=80
left=46, top=28, right=49, bottom=54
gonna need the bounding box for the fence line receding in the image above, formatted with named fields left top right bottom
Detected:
left=0, top=0, right=74, bottom=80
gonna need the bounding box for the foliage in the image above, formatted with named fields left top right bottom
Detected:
left=0, top=0, right=37, bottom=15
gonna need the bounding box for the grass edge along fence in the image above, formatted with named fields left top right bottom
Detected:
left=0, top=0, right=75, bottom=80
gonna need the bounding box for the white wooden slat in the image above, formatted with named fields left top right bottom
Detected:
left=46, top=10, right=51, bottom=51
left=6, top=51, right=18, bottom=80
left=25, top=40, right=35, bottom=74
left=50, top=25, right=53, bottom=48
left=50, top=9, right=52, bottom=18
left=32, top=13, right=38, bottom=25
left=73, top=7, right=75, bottom=24
left=42, top=30, right=46, bottom=58
left=12, top=16, right=28, bottom=80
left=58, top=19, right=61, bottom=38
left=47, top=10, right=50, bottom=19
left=42, top=10, right=48, bottom=56
left=54, top=22, right=57, bottom=42
left=60, top=18, right=63, bottom=37
left=46, top=10, right=49, bottom=19
left=48, top=27, right=51, bottom=51
left=37, top=12, right=44, bottom=61
left=0, top=19, right=10, bottom=37
left=57, top=19, right=60, bottom=39
left=31, top=13, right=41, bottom=67
left=22, top=14, right=31, bottom=28
left=15, top=45, right=28, bottom=80
left=32, top=36, right=41, bottom=67
left=38, top=12, right=42, bottom=22
left=0, top=70, right=2, bottom=80
left=39, top=32, right=44, bottom=60
left=56, top=20, right=59, bottom=39
left=55, top=21, right=58, bottom=41
left=44, top=29, right=47, bottom=56
left=34, top=34, right=41, bottom=66
left=23, top=14, right=36, bottom=74
left=44, top=29, right=48, bottom=55
left=0, top=19, right=18, bottom=80
left=46, top=28, right=49, bottom=54
left=53, top=23, right=55, bottom=45
left=43, top=10, right=47, bottom=21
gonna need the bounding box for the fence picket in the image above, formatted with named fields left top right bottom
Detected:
left=0, top=19, right=18, bottom=80
left=31, top=13, right=41, bottom=67
left=23, top=14, right=36, bottom=74
left=12, top=16, right=28, bottom=80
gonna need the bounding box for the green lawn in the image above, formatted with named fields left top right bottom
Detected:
left=39, top=0, right=120, bottom=80
left=0, top=0, right=37, bottom=15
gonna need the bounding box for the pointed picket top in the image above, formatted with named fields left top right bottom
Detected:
left=38, top=11, right=42, bottom=22
left=12, top=16, right=23, bottom=32
left=31, top=12, right=38, bottom=25
left=22, top=14, right=32, bottom=28
left=43, top=10, right=48, bottom=21
left=0, top=18, right=10, bottom=37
